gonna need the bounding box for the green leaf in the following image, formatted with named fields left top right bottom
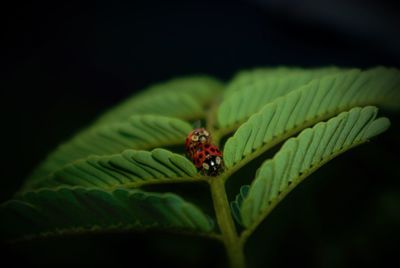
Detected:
left=223, top=67, right=400, bottom=168
left=223, top=66, right=342, bottom=96
left=25, top=148, right=199, bottom=191
left=25, top=115, right=193, bottom=186
left=237, top=106, right=390, bottom=228
left=230, top=185, right=250, bottom=226
left=94, top=76, right=223, bottom=126
left=1, top=187, right=215, bottom=241
left=218, top=67, right=343, bottom=128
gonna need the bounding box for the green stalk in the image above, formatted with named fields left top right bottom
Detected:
left=207, top=93, right=246, bottom=267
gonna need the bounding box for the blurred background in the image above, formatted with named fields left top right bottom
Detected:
left=2, top=0, right=400, bottom=267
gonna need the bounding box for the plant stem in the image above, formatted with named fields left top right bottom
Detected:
left=207, top=92, right=245, bottom=267
left=210, top=177, right=246, bottom=268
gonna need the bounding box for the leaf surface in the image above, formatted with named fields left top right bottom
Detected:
left=230, top=185, right=250, bottom=226
left=25, top=148, right=198, bottom=191
left=219, top=67, right=343, bottom=128
left=236, top=106, right=390, bottom=228
left=223, top=67, right=400, bottom=168
left=94, top=76, right=223, bottom=125
left=224, top=67, right=345, bottom=95
left=1, top=187, right=214, bottom=241
left=26, top=115, right=193, bottom=185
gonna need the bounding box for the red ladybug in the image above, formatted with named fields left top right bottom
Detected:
left=185, top=128, right=211, bottom=158
left=192, top=143, right=224, bottom=176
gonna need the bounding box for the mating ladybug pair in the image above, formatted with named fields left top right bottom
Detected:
left=185, top=128, right=224, bottom=176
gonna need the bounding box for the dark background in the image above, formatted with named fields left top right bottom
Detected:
left=2, top=0, right=400, bottom=267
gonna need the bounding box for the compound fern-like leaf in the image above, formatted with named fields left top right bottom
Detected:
left=218, top=67, right=342, bottom=128
left=25, top=115, right=193, bottom=187
left=237, top=106, right=390, bottom=229
left=25, top=148, right=198, bottom=191
left=223, top=66, right=343, bottom=96
left=94, top=76, right=223, bottom=126
left=1, top=187, right=214, bottom=241
left=223, top=67, right=400, bottom=168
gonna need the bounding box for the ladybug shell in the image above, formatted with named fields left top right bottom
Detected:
left=193, top=144, right=224, bottom=176
left=185, top=128, right=211, bottom=158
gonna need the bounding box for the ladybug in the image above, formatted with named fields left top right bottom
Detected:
left=192, top=143, right=224, bottom=176
left=185, top=128, right=211, bottom=158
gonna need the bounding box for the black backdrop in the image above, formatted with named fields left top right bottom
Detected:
left=3, top=0, right=400, bottom=267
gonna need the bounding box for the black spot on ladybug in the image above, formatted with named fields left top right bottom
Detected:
left=205, top=144, right=210, bottom=148
left=210, top=148, right=216, bottom=152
